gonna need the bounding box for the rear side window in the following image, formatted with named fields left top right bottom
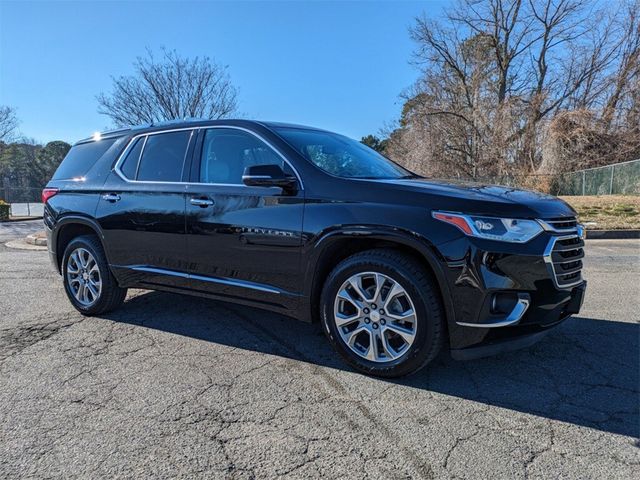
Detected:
left=136, top=131, right=191, bottom=182
left=52, top=138, right=117, bottom=180
left=119, top=137, right=144, bottom=179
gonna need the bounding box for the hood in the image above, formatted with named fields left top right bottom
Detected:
left=374, top=177, right=576, bottom=219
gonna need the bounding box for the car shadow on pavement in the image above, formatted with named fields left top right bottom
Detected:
left=104, top=290, right=639, bottom=439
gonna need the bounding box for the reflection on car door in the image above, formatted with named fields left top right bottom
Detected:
left=184, top=127, right=305, bottom=311
left=96, top=129, right=195, bottom=288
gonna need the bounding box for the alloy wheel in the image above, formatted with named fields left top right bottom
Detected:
left=333, top=271, right=417, bottom=363
left=66, top=247, right=102, bottom=306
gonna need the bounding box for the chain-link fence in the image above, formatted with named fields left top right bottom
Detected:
left=550, top=159, right=640, bottom=195
left=443, top=159, right=640, bottom=196
left=0, top=187, right=44, bottom=218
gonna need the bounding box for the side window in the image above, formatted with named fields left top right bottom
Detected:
left=199, top=129, right=287, bottom=184
left=119, top=137, right=144, bottom=179
left=52, top=138, right=117, bottom=180
left=137, top=130, right=191, bottom=182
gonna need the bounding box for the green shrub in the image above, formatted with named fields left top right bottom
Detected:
left=0, top=200, right=9, bottom=221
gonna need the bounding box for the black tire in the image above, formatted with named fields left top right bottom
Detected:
left=61, top=234, right=127, bottom=315
left=320, top=249, right=445, bottom=378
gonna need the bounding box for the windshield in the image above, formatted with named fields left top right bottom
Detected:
left=273, top=127, right=413, bottom=179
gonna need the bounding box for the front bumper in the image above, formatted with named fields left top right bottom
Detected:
left=450, top=282, right=586, bottom=360
left=436, top=231, right=586, bottom=355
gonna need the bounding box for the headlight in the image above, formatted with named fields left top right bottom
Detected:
left=432, top=211, right=543, bottom=243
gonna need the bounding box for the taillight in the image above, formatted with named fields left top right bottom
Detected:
left=41, top=188, right=59, bottom=203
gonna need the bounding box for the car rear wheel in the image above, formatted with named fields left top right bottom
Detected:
left=320, top=249, right=445, bottom=378
left=62, top=235, right=127, bottom=315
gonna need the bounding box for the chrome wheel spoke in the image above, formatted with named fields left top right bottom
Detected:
left=383, top=281, right=405, bottom=309
left=380, top=332, right=398, bottom=360
left=335, top=311, right=359, bottom=327
left=344, top=325, right=367, bottom=346
left=78, top=250, right=88, bottom=268
left=386, top=308, right=416, bottom=325
left=68, top=252, right=81, bottom=273
left=365, top=331, right=378, bottom=361
left=371, top=273, right=385, bottom=304
left=347, top=277, right=369, bottom=302
left=337, top=288, right=364, bottom=313
left=87, top=282, right=99, bottom=298
left=383, top=323, right=416, bottom=345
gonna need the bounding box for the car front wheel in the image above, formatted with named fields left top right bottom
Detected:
left=320, top=249, right=445, bottom=378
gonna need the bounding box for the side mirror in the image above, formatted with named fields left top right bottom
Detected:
left=242, top=164, right=297, bottom=191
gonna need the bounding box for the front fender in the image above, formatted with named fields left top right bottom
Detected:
left=302, top=225, right=455, bottom=331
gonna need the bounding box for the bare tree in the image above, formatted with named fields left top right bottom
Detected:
left=97, top=48, right=239, bottom=126
left=600, top=0, right=639, bottom=130
left=388, top=0, right=635, bottom=182
left=0, top=106, right=19, bottom=142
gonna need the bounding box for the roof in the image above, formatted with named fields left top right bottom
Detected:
left=75, top=119, right=327, bottom=145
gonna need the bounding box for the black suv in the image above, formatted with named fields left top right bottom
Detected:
left=44, top=120, right=586, bottom=377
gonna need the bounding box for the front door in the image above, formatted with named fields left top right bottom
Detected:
left=185, top=127, right=305, bottom=310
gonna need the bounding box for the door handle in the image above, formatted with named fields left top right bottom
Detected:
left=102, top=193, right=121, bottom=203
left=190, top=197, right=215, bottom=208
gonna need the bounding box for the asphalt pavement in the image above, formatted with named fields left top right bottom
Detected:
left=0, top=225, right=638, bottom=479
left=0, top=219, right=43, bottom=243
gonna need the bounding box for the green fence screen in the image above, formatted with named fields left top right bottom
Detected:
left=552, top=159, right=640, bottom=195
left=446, top=159, right=640, bottom=195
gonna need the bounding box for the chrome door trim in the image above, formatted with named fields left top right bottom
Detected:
left=113, top=127, right=195, bottom=185
left=112, top=125, right=305, bottom=190
left=126, top=265, right=282, bottom=295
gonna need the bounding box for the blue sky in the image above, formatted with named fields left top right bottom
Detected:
left=0, top=0, right=447, bottom=144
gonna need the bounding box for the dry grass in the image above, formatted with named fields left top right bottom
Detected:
left=560, top=195, right=640, bottom=230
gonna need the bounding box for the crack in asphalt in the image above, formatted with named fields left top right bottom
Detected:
left=221, top=303, right=436, bottom=479
left=0, top=314, right=83, bottom=363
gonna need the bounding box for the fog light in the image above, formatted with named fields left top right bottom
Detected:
left=491, top=292, right=519, bottom=314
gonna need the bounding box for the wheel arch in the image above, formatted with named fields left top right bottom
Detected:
left=305, top=227, right=455, bottom=330
left=52, top=216, right=108, bottom=273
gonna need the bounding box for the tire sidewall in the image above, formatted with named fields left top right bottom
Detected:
left=320, top=256, right=437, bottom=377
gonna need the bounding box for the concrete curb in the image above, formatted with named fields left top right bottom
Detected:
left=25, top=233, right=47, bottom=246
left=5, top=239, right=48, bottom=251
left=585, top=229, right=640, bottom=239
left=0, top=216, right=44, bottom=223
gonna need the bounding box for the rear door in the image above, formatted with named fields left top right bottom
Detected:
left=96, top=128, right=195, bottom=288
left=184, top=127, right=305, bottom=310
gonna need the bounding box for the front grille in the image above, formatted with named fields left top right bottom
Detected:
left=547, top=234, right=585, bottom=288
left=543, top=217, right=579, bottom=232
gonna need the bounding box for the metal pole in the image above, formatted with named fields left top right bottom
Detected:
left=582, top=171, right=586, bottom=196
left=609, top=165, right=614, bottom=195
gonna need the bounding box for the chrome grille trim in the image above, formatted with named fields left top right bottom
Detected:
left=538, top=217, right=579, bottom=233
left=543, top=233, right=585, bottom=289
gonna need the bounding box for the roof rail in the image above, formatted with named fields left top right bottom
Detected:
left=149, top=117, right=207, bottom=127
